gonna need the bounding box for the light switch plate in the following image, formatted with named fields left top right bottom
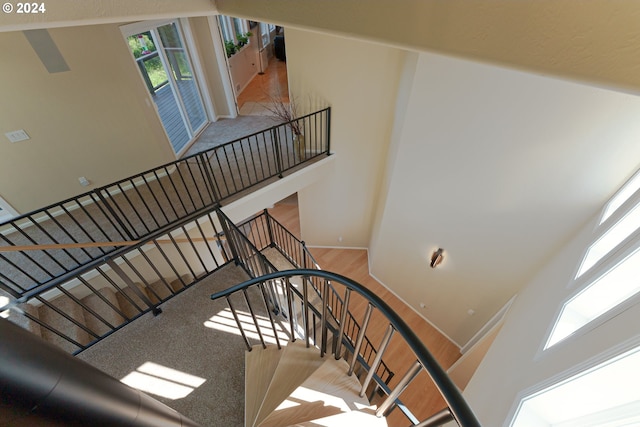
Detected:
left=5, top=130, right=30, bottom=143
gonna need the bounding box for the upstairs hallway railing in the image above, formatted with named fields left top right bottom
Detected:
left=0, top=108, right=330, bottom=297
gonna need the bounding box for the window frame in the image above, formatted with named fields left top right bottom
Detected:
left=543, top=169, right=640, bottom=351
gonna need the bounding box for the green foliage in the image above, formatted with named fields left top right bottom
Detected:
left=225, top=40, right=237, bottom=58
left=225, top=32, right=253, bottom=58
left=127, top=32, right=157, bottom=59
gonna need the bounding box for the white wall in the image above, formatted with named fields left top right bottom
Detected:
left=368, top=51, right=640, bottom=346
left=463, top=209, right=640, bottom=426
left=284, top=29, right=406, bottom=248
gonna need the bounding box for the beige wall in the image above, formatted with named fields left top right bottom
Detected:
left=285, top=28, right=405, bottom=247
left=368, top=51, right=640, bottom=346
left=0, top=24, right=175, bottom=213
left=218, top=0, right=640, bottom=95
left=188, top=16, right=233, bottom=118
left=0, top=0, right=217, bottom=31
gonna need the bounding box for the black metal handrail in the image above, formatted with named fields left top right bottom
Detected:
left=210, top=269, right=481, bottom=427
left=1, top=204, right=233, bottom=355
left=0, top=108, right=330, bottom=296
left=237, top=209, right=395, bottom=386
left=216, top=209, right=398, bottom=396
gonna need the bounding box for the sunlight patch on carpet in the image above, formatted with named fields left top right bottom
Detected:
left=121, top=361, right=206, bottom=400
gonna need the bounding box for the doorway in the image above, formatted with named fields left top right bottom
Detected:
left=123, top=20, right=208, bottom=155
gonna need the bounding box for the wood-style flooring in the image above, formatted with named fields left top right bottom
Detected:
left=267, top=196, right=462, bottom=427
left=237, top=59, right=289, bottom=110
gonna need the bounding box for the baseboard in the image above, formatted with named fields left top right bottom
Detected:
left=367, top=268, right=463, bottom=350
left=305, top=244, right=368, bottom=251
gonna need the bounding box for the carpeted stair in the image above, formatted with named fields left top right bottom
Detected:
left=1, top=273, right=197, bottom=353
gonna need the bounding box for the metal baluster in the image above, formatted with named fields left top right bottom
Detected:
left=44, top=209, right=94, bottom=259
left=229, top=144, right=246, bottom=189
left=26, top=299, right=86, bottom=350
left=415, top=408, right=454, bottom=427
left=326, top=107, right=331, bottom=155
left=0, top=249, right=45, bottom=287
left=238, top=138, right=254, bottom=185
left=8, top=220, right=69, bottom=272
left=182, top=225, right=208, bottom=274
left=152, top=169, right=180, bottom=221
left=136, top=247, right=173, bottom=295
left=285, top=277, right=296, bottom=342
left=243, top=288, right=266, bottom=349
left=359, top=324, right=395, bottom=397
left=194, top=219, right=218, bottom=270
left=78, top=276, right=129, bottom=322
left=320, top=278, right=329, bottom=357
left=376, top=360, right=422, bottom=417
left=129, top=178, right=161, bottom=229
left=302, top=278, right=310, bottom=348
left=95, top=189, right=137, bottom=240
left=166, top=231, right=198, bottom=279
left=227, top=296, right=251, bottom=351
left=271, top=128, right=284, bottom=178
left=140, top=173, right=171, bottom=226
left=116, top=182, right=150, bottom=235
left=258, top=282, right=281, bottom=349
left=107, top=259, right=161, bottom=316
left=183, top=160, right=207, bottom=208
left=174, top=163, right=197, bottom=212
left=81, top=193, right=124, bottom=242
left=152, top=240, right=187, bottom=289
left=213, top=149, right=233, bottom=197
left=348, top=303, right=373, bottom=376
left=198, top=152, right=220, bottom=206
left=335, top=288, right=351, bottom=360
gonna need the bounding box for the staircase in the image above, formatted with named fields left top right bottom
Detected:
left=1, top=274, right=194, bottom=353
left=245, top=341, right=388, bottom=427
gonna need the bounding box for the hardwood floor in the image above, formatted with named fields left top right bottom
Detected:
left=267, top=196, right=462, bottom=427
left=237, top=59, right=289, bottom=110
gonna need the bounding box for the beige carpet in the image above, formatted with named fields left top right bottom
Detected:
left=78, top=264, right=262, bottom=427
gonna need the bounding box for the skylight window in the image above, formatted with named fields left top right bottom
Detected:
left=576, top=203, right=640, bottom=277
left=548, top=246, right=640, bottom=348
left=601, top=170, right=640, bottom=224
left=512, top=345, right=640, bottom=427
left=546, top=167, right=640, bottom=350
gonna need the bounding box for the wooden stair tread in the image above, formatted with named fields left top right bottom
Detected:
left=245, top=345, right=283, bottom=427
left=258, top=357, right=372, bottom=427
left=253, top=341, right=325, bottom=427
left=284, top=406, right=388, bottom=427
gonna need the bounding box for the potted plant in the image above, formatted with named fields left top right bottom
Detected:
left=263, top=96, right=305, bottom=160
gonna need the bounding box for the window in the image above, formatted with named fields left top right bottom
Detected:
left=545, top=169, right=640, bottom=349
left=259, top=22, right=275, bottom=47
left=218, top=15, right=248, bottom=44
left=511, top=345, right=640, bottom=427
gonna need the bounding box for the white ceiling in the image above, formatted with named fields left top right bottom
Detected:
left=370, top=51, right=640, bottom=346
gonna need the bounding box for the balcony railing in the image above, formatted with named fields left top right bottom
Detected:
left=0, top=108, right=330, bottom=296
